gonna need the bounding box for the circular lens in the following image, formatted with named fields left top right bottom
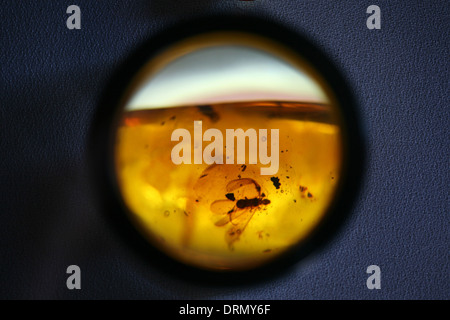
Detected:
left=107, top=21, right=358, bottom=272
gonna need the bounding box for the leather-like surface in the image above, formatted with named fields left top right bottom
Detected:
left=1, top=0, right=448, bottom=299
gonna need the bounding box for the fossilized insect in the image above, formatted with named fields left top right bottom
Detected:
left=210, top=178, right=270, bottom=247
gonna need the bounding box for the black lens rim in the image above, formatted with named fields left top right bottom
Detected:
left=89, top=15, right=365, bottom=286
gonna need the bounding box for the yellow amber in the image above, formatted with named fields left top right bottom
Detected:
left=114, top=101, right=342, bottom=271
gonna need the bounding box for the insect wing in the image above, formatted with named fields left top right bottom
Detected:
left=226, top=178, right=255, bottom=191
left=225, top=208, right=255, bottom=247
left=210, top=200, right=235, bottom=226
left=226, top=178, right=260, bottom=199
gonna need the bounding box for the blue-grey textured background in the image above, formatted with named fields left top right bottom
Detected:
left=0, top=0, right=448, bottom=299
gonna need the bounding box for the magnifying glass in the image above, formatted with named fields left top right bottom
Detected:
left=92, top=16, right=363, bottom=277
